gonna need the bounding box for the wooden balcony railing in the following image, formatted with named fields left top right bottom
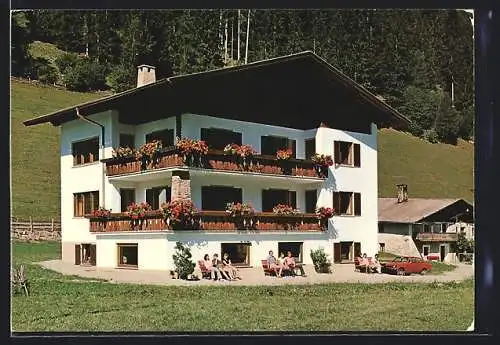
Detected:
left=102, top=147, right=328, bottom=179
left=87, top=210, right=325, bottom=233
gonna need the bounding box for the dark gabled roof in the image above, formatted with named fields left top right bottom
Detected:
left=378, top=198, right=474, bottom=223
left=23, top=51, right=410, bottom=131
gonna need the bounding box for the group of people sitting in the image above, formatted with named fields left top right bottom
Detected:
left=202, top=253, right=242, bottom=281
left=267, top=250, right=306, bottom=277
left=358, top=253, right=382, bottom=273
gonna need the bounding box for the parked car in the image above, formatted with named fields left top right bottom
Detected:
left=382, top=256, right=432, bottom=276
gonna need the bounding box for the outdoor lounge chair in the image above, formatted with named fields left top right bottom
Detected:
left=354, top=257, right=368, bottom=273
left=198, top=260, right=212, bottom=279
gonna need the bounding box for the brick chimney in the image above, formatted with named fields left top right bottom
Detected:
left=137, top=64, right=156, bottom=88
left=396, top=184, right=408, bottom=203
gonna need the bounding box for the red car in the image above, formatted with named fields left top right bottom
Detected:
left=382, top=256, right=432, bottom=276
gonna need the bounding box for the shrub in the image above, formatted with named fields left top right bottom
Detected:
left=37, top=63, right=58, bottom=85
left=64, top=58, right=108, bottom=92
left=310, top=248, right=332, bottom=273
left=55, top=53, right=79, bottom=74
left=107, top=64, right=136, bottom=92
left=172, top=242, right=195, bottom=279
left=423, top=129, right=439, bottom=144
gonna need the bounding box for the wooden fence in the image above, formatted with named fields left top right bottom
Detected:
left=11, top=217, right=61, bottom=241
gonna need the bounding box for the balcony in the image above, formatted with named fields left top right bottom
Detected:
left=87, top=211, right=325, bottom=233
left=102, top=148, right=328, bottom=181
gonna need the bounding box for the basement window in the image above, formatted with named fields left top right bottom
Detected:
left=332, top=192, right=361, bottom=216
left=117, top=243, right=138, bottom=268
left=72, top=137, right=99, bottom=165
left=74, top=191, right=99, bottom=217
left=334, top=141, right=360, bottom=167
left=278, top=242, right=303, bottom=263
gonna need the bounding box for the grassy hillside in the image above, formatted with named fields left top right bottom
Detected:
left=378, top=129, right=474, bottom=203
left=11, top=79, right=101, bottom=220
left=10, top=79, right=474, bottom=220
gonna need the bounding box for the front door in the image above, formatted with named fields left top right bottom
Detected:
left=333, top=243, right=341, bottom=263
left=440, top=245, right=446, bottom=262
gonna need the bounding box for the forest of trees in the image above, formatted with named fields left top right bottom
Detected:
left=11, top=9, right=474, bottom=144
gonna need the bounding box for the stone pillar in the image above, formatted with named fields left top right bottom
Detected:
left=171, top=170, right=191, bottom=201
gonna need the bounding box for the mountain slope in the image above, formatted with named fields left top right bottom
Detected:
left=10, top=79, right=474, bottom=220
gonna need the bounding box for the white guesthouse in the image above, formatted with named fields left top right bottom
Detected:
left=24, top=52, right=409, bottom=271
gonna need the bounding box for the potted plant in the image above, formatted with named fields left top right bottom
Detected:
left=127, top=202, right=152, bottom=229
left=311, top=153, right=333, bottom=178
left=112, top=146, right=136, bottom=159
left=316, top=206, right=335, bottom=229
left=176, top=137, right=208, bottom=167
left=161, top=199, right=199, bottom=230
left=226, top=202, right=255, bottom=228
left=172, top=242, right=196, bottom=280
left=224, top=144, right=256, bottom=170
left=92, top=207, right=112, bottom=230
left=135, top=140, right=162, bottom=169
left=276, top=148, right=293, bottom=160
left=272, top=204, right=299, bottom=215
left=310, top=248, right=332, bottom=273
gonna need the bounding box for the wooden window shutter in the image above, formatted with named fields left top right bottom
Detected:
left=75, top=244, right=81, bottom=265
left=354, top=193, right=361, bottom=216
left=288, top=191, right=297, bottom=208
left=334, top=141, right=341, bottom=164
left=354, top=144, right=361, bottom=167
left=332, top=192, right=340, bottom=214
left=287, top=139, right=297, bottom=158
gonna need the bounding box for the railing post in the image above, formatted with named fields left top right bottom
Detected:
left=51, top=218, right=54, bottom=232
left=29, top=216, right=33, bottom=233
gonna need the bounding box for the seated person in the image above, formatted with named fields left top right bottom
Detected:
left=267, top=250, right=282, bottom=277
left=282, top=251, right=306, bottom=277
left=359, top=253, right=369, bottom=272
left=370, top=254, right=382, bottom=274
left=203, top=254, right=222, bottom=280
left=222, top=253, right=241, bottom=280
left=212, top=253, right=231, bottom=280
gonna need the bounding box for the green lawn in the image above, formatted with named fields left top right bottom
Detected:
left=12, top=241, right=474, bottom=332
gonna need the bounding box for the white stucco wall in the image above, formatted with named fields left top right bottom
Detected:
left=95, top=231, right=334, bottom=270
left=60, top=111, right=379, bottom=269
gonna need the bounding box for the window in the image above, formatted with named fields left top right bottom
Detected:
left=305, top=138, right=316, bottom=160
left=262, top=189, right=296, bottom=212
left=120, top=189, right=135, bottom=212
left=261, top=136, right=296, bottom=158
left=221, top=243, right=251, bottom=265
left=278, top=242, right=303, bottom=262
left=146, top=129, right=174, bottom=147
left=378, top=223, right=385, bottom=233
left=332, top=192, right=361, bottom=216
left=305, top=190, right=317, bottom=213
left=146, top=186, right=171, bottom=210
left=119, top=133, right=135, bottom=148
left=73, top=191, right=99, bottom=216
left=201, top=186, right=242, bottom=211
left=422, top=245, right=430, bottom=256
left=118, top=243, right=138, bottom=268
left=72, top=137, right=99, bottom=165
left=77, top=243, right=96, bottom=266
left=334, top=141, right=360, bottom=167
left=201, top=128, right=242, bottom=151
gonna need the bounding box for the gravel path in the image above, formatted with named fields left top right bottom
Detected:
left=38, top=260, right=474, bottom=286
